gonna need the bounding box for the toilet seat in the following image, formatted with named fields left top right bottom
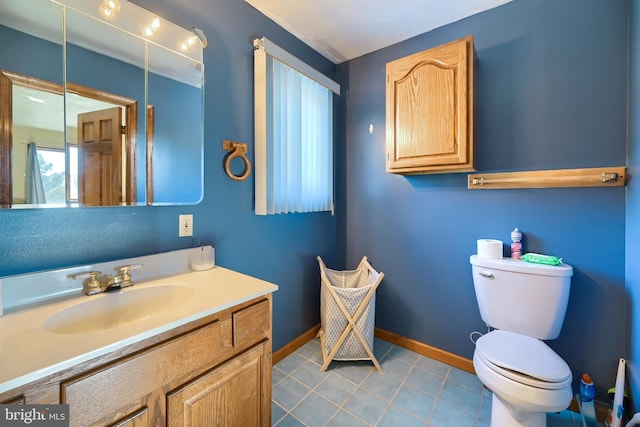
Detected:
left=475, top=330, right=572, bottom=390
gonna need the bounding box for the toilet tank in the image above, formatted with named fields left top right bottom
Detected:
left=470, top=255, right=573, bottom=340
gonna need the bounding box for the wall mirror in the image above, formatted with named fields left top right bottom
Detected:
left=0, top=0, right=205, bottom=208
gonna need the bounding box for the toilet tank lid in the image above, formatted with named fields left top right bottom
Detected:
left=470, top=255, right=573, bottom=277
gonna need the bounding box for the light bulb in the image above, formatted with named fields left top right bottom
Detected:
left=181, top=36, right=197, bottom=51
left=106, top=0, right=120, bottom=13
left=143, top=17, right=161, bottom=37
left=99, top=4, right=115, bottom=19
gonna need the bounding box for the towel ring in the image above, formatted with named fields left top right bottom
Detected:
left=222, top=140, right=251, bottom=181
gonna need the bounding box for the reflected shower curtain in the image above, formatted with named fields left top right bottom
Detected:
left=26, top=142, right=46, bottom=204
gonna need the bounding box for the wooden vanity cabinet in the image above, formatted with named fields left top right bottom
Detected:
left=386, top=35, right=476, bottom=174
left=0, top=295, right=272, bottom=427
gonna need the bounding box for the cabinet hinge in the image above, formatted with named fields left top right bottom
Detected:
left=121, top=125, right=126, bottom=135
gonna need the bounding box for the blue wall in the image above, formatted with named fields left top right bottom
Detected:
left=629, top=0, right=640, bottom=409
left=0, top=25, right=63, bottom=85
left=148, top=73, right=203, bottom=204
left=0, top=0, right=338, bottom=352
left=338, top=0, right=629, bottom=401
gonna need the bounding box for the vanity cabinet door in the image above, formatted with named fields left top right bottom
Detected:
left=386, top=35, right=475, bottom=174
left=167, top=342, right=271, bottom=427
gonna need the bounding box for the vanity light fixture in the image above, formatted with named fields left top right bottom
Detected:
left=143, top=17, right=161, bottom=37
left=98, top=0, right=120, bottom=20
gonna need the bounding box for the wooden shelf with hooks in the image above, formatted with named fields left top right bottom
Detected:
left=467, top=167, right=627, bottom=190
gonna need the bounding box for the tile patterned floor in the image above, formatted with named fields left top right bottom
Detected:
left=272, top=338, right=588, bottom=427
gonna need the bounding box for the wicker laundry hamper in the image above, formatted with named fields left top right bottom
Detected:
left=317, top=256, right=384, bottom=372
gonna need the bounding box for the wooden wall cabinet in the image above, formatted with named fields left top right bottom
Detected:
left=0, top=296, right=272, bottom=427
left=386, top=35, right=476, bottom=174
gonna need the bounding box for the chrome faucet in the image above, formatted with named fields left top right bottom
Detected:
left=69, top=264, right=143, bottom=295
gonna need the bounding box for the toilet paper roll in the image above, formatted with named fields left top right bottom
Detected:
left=477, top=239, right=503, bottom=259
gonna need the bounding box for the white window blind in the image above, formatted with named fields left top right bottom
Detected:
left=254, top=37, right=340, bottom=215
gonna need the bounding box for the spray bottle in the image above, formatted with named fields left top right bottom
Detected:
left=511, top=228, right=522, bottom=259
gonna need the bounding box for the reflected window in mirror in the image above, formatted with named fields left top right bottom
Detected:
left=33, top=146, right=76, bottom=204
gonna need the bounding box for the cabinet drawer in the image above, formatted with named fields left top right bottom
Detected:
left=232, top=299, right=270, bottom=348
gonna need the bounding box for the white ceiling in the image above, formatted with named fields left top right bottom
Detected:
left=245, top=0, right=512, bottom=63
left=13, top=86, right=120, bottom=132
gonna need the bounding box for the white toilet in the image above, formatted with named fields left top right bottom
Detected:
left=470, top=255, right=574, bottom=427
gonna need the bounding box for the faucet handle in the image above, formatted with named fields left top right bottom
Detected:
left=68, top=271, right=103, bottom=295
left=115, top=264, right=142, bottom=287
left=115, top=264, right=142, bottom=274
left=68, top=270, right=101, bottom=280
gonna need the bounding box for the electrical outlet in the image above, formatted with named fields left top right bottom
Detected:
left=179, top=214, right=193, bottom=237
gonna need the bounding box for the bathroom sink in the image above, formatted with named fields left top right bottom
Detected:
left=44, top=285, right=194, bottom=334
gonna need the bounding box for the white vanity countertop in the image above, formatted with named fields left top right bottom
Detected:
left=0, top=266, right=278, bottom=394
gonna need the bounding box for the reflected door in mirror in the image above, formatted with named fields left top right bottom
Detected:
left=77, top=107, right=123, bottom=206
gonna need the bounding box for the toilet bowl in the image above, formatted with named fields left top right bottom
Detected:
left=473, top=330, right=572, bottom=427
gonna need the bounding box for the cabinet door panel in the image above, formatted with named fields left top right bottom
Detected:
left=167, top=343, right=269, bottom=427
left=395, top=64, right=456, bottom=160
